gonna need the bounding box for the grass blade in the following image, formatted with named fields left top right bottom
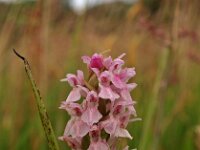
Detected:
left=139, top=47, right=170, bottom=150
left=13, top=49, right=60, bottom=150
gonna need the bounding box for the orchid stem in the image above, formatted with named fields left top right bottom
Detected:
left=13, top=49, right=60, bottom=150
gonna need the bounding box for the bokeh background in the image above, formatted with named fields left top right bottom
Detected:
left=0, top=0, right=200, bottom=149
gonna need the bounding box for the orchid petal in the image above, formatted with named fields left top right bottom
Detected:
left=82, top=56, right=91, bottom=64
left=115, top=128, right=133, bottom=139
left=99, top=85, right=119, bottom=101
left=66, top=88, right=81, bottom=102
left=81, top=107, right=102, bottom=126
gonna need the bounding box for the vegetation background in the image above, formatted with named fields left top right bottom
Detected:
left=0, top=0, right=200, bottom=149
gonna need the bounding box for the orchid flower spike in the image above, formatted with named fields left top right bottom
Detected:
left=59, top=52, right=139, bottom=150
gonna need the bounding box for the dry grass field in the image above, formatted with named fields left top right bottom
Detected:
left=0, top=0, right=200, bottom=149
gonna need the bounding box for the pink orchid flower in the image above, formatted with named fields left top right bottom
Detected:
left=101, top=113, right=132, bottom=140
left=88, top=125, right=109, bottom=150
left=64, top=117, right=90, bottom=138
left=58, top=136, right=82, bottom=150
left=82, top=53, right=104, bottom=70
left=61, top=70, right=86, bottom=102
left=81, top=91, right=102, bottom=126
left=98, top=71, right=119, bottom=101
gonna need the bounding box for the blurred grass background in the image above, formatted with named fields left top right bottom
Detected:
left=0, top=0, right=200, bottom=149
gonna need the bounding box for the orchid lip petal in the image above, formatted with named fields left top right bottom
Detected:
left=66, top=88, right=81, bottom=102
left=115, top=128, right=133, bottom=139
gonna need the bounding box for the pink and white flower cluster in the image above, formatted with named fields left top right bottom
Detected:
left=59, top=53, right=137, bottom=150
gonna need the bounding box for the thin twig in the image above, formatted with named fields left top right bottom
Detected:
left=13, top=49, right=60, bottom=150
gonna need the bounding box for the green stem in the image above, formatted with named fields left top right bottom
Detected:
left=139, top=47, right=170, bottom=150
left=13, top=49, right=60, bottom=150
